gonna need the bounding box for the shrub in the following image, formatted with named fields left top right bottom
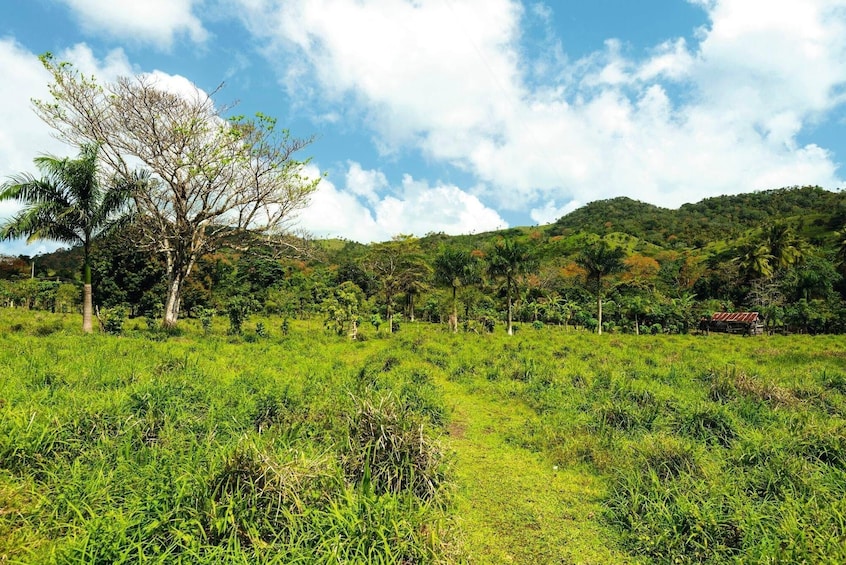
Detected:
left=205, top=444, right=342, bottom=545
left=100, top=306, right=127, bottom=335
left=196, top=307, right=214, bottom=335
left=227, top=296, right=254, bottom=335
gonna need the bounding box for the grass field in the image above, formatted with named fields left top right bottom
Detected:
left=2, top=310, right=845, bottom=563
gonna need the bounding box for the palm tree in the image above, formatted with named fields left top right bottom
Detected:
left=736, top=222, right=805, bottom=283
left=487, top=238, right=537, bottom=335
left=837, top=224, right=846, bottom=276
left=434, top=247, right=479, bottom=333
left=576, top=240, right=626, bottom=335
left=736, top=242, right=775, bottom=281
left=0, top=144, right=131, bottom=332
left=763, top=222, right=804, bottom=271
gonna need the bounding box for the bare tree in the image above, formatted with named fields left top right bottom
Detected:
left=34, top=54, right=319, bottom=327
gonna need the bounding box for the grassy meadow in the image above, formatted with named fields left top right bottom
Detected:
left=2, top=309, right=846, bottom=563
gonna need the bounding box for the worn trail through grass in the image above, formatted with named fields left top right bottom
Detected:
left=439, top=377, right=635, bottom=564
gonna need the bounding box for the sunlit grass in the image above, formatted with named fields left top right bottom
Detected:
left=2, top=309, right=846, bottom=563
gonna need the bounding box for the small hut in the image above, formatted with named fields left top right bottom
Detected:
left=700, top=312, right=764, bottom=335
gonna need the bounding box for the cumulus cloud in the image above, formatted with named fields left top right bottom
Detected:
left=0, top=42, right=196, bottom=255
left=297, top=162, right=507, bottom=242
left=57, top=0, right=208, bottom=49
left=345, top=162, right=389, bottom=205
left=0, top=39, right=87, bottom=256
left=530, top=200, right=582, bottom=225
left=235, top=0, right=846, bottom=215
left=0, top=40, right=66, bottom=180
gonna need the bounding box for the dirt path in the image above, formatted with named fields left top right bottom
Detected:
left=439, top=378, right=635, bottom=564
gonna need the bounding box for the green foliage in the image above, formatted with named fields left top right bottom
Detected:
left=0, top=144, right=131, bottom=332
left=100, top=305, right=127, bottom=335
left=196, top=307, right=214, bottom=335
left=343, top=393, right=447, bottom=502
left=227, top=296, right=254, bottom=335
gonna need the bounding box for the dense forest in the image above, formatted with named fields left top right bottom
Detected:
left=3, top=184, right=846, bottom=335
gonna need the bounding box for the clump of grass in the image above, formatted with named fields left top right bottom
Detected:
left=343, top=393, right=447, bottom=502
left=251, top=387, right=302, bottom=434
left=204, top=443, right=341, bottom=546
left=675, top=404, right=738, bottom=447
left=634, top=433, right=703, bottom=480
left=821, top=370, right=846, bottom=394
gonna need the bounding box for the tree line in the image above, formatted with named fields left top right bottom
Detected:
left=2, top=54, right=846, bottom=335
left=5, top=194, right=846, bottom=336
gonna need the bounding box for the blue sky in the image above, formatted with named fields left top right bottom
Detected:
left=2, top=0, right=846, bottom=256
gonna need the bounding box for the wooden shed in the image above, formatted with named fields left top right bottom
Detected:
left=700, top=312, right=764, bottom=335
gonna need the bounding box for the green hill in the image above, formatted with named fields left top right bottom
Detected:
left=550, top=185, right=846, bottom=248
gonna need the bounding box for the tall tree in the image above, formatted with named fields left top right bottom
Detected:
left=434, top=246, right=478, bottom=332
left=576, top=240, right=626, bottom=335
left=34, top=54, right=318, bottom=328
left=487, top=237, right=537, bottom=335
left=736, top=241, right=775, bottom=281
left=737, top=222, right=805, bottom=284
left=762, top=222, right=804, bottom=271
left=0, top=144, right=130, bottom=332
left=366, top=236, right=431, bottom=333
left=836, top=224, right=846, bottom=278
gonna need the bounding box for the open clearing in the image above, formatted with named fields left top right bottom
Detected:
left=2, top=311, right=845, bottom=563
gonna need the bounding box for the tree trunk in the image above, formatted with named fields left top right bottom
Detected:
left=163, top=272, right=184, bottom=328
left=597, top=294, right=603, bottom=335
left=385, top=291, right=393, bottom=334
left=82, top=263, right=93, bottom=334
left=452, top=286, right=458, bottom=333
left=82, top=284, right=93, bottom=333
left=507, top=277, right=513, bottom=336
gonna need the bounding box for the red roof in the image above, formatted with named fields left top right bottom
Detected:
left=710, top=312, right=760, bottom=323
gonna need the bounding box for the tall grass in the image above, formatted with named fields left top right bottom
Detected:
left=4, top=308, right=846, bottom=562
left=429, top=328, right=846, bottom=563
left=0, top=309, right=456, bottom=563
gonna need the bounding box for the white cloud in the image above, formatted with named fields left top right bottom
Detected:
left=236, top=0, right=846, bottom=215
left=296, top=164, right=382, bottom=242
left=0, top=42, right=195, bottom=256
left=237, top=0, right=524, bottom=148
left=345, top=162, right=388, bottom=205
left=530, top=199, right=581, bottom=225
left=375, top=175, right=506, bottom=237
left=298, top=163, right=507, bottom=242
left=57, top=0, right=208, bottom=49
left=0, top=39, right=81, bottom=256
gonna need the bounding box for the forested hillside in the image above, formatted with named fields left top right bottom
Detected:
left=551, top=185, right=846, bottom=247
left=4, top=185, right=846, bottom=335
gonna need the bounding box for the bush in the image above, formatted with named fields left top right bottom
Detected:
left=101, top=306, right=127, bottom=335
left=676, top=404, right=738, bottom=447
left=196, top=307, right=214, bottom=335
left=227, top=296, right=254, bottom=335
left=205, top=444, right=342, bottom=545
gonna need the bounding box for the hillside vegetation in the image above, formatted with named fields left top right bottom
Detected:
left=5, top=184, right=846, bottom=338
